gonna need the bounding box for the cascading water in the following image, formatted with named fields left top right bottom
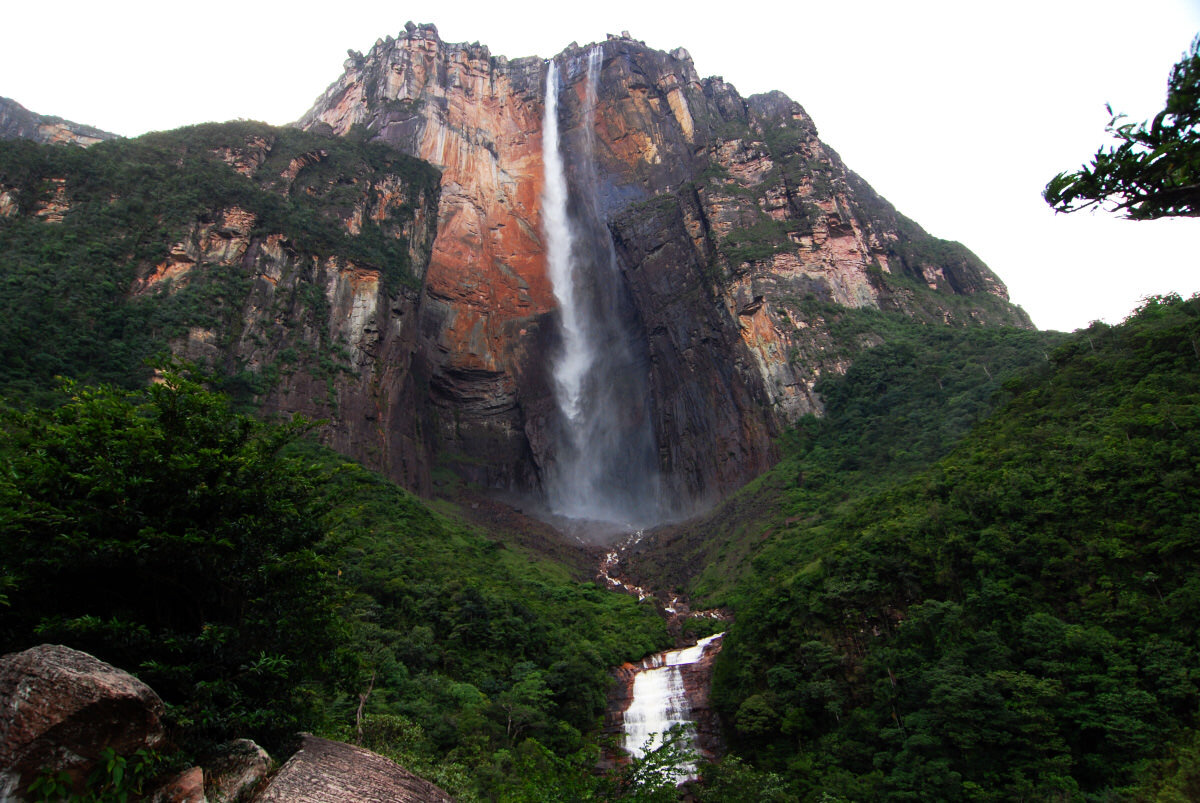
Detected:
left=541, top=47, right=663, bottom=528
left=622, top=633, right=725, bottom=783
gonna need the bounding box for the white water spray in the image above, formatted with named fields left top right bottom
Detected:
left=541, top=46, right=663, bottom=527
left=623, top=633, right=725, bottom=783
left=542, top=60, right=590, bottom=426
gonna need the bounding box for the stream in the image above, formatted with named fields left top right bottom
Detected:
left=597, top=530, right=729, bottom=782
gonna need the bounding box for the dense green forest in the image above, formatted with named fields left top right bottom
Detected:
left=691, top=295, right=1200, bottom=800
left=3, top=122, right=1200, bottom=801
left=0, top=367, right=672, bottom=800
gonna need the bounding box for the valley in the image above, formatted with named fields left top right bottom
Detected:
left=0, top=20, right=1198, bottom=803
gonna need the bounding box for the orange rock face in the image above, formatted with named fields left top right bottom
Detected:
left=297, top=25, right=1032, bottom=503
left=300, top=28, right=560, bottom=482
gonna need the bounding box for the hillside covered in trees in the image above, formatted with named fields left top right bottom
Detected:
left=2, top=43, right=1199, bottom=800
left=646, top=294, right=1200, bottom=800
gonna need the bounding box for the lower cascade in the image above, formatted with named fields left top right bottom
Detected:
left=622, top=633, right=725, bottom=783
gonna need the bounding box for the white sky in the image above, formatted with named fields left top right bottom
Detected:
left=4, top=0, right=1198, bottom=331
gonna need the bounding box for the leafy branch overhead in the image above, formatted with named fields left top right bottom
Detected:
left=1045, top=35, right=1200, bottom=219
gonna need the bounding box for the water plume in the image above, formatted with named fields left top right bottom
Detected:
left=541, top=46, right=663, bottom=528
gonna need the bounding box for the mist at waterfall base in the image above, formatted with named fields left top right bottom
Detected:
left=540, top=47, right=668, bottom=536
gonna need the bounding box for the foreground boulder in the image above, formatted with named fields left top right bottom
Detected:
left=150, top=766, right=206, bottom=803
left=205, top=739, right=271, bottom=802
left=0, top=644, right=166, bottom=799
left=254, top=734, right=453, bottom=802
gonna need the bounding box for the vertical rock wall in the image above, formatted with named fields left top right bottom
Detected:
left=298, top=25, right=1032, bottom=507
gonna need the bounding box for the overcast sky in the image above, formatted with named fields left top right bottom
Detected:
left=5, top=0, right=1198, bottom=331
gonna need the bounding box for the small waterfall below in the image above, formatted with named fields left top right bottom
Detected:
left=541, top=47, right=664, bottom=529
left=622, top=633, right=725, bottom=783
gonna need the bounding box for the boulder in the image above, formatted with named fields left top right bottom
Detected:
left=0, top=644, right=166, bottom=800
left=253, top=734, right=453, bottom=802
left=151, top=766, right=207, bottom=803
left=205, top=739, right=271, bottom=802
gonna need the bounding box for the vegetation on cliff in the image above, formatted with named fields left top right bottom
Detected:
left=627, top=305, right=1067, bottom=602
left=0, top=121, right=438, bottom=404
left=702, top=294, right=1200, bottom=799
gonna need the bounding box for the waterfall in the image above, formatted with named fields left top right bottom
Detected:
left=541, top=46, right=663, bottom=528
left=542, top=61, right=589, bottom=426
left=623, top=633, right=725, bottom=783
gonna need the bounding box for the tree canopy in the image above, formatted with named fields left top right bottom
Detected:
left=0, top=366, right=339, bottom=749
left=1045, top=36, right=1200, bottom=219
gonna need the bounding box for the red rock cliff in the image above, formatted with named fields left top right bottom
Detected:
left=292, top=24, right=1034, bottom=504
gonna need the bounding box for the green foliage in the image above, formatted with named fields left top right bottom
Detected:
left=713, top=294, right=1200, bottom=798
left=721, top=218, right=791, bottom=265
left=0, top=365, right=340, bottom=751
left=637, top=310, right=1063, bottom=605
left=28, top=747, right=162, bottom=803
left=697, top=755, right=797, bottom=802
left=0, top=359, right=671, bottom=799
left=303, top=445, right=671, bottom=799
left=1045, top=36, right=1200, bottom=219
left=609, top=725, right=701, bottom=802
left=0, top=122, right=438, bottom=402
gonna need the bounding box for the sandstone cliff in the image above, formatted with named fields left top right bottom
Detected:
left=0, top=96, right=116, bottom=147
left=0, top=122, right=442, bottom=491
left=297, top=24, right=1032, bottom=508
left=0, top=26, right=1032, bottom=513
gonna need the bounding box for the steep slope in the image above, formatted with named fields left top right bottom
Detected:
left=0, top=122, right=441, bottom=490
left=0, top=96, right=116, bottom=147
left=624, top=316, right=1067, bottom=603
left=1, top=25, right=1034, bottom=517
left=299, top=24, right=1032, bottom=508
left=687, top=295, right=1200, bottom=799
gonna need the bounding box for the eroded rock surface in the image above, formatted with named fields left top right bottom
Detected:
left=0, top=644, right=165, bottom=800
left=0, top=96, right=116, bottom=147
left=253, top=734, right=453, bottom=803
left=204, top=739, right=271, bottom=802
left=151, top=766, right=207, bottom=803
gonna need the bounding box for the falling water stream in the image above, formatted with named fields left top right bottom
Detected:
left=541, top=47, right=662, bottom=528
left=623, top=634, right=725, bottom=783
left=543, top=47, right=717, bottom=781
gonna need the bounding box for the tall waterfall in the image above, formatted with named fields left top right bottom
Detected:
left=541, top=47, right=663, bottom=528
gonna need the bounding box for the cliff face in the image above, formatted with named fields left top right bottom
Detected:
left=298, top=25, right=1031, bottom=507
left=153, top=129, right=443, bottom=492
left=0, top=26, right=1031, bottom=512
left=0, top=97, right=116, bottom=147
left=0, top=122, right=441, bottom=491
left=299, top=26, right=556, bottom=491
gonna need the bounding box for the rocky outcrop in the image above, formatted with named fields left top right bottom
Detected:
left=254, top=734, right=453, bottom=802
left=151, top=767, right=207, bottom=803
left=298, top=24, right=1033, bottom=508
left=300, top=25, right=554, bottom=492
left=0, top=644, right=166, bottom=800
left=0, top=96, right=116, bottom=147
left=204, top=739, right=271, bottom=802
left=147, top=740, right=271, bottom=803
left=130, top=125, right=443, bottom=493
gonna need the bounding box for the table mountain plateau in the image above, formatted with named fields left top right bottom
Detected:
left=0, top=23, right=1032, bottom=524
